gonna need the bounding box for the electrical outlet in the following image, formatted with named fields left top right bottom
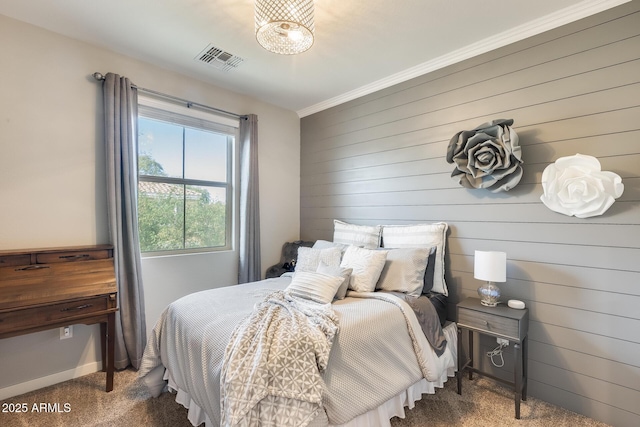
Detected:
left=60, top=326, right=73, bottom=340
left=496, top=337, right=509, bottom=346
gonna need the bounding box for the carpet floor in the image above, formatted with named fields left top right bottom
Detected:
left=1, top=368, right=609, bottom=427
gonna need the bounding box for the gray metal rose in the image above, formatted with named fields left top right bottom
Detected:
left=446, top=119, right=523, bottom=192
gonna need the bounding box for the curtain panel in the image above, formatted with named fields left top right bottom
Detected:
left=238, top=114, right=261, bottom=283
left=102, top=72, right=147, bottom=369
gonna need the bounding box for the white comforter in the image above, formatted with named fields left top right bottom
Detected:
left=139, top=277, right=454, bottom=426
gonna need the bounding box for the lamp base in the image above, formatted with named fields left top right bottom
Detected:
left=477, top=281, right=501, bottom=307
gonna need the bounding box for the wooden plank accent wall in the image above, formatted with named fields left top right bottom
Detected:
left=300, top=3, right=640, bottom=427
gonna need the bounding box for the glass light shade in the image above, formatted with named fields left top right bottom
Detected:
left=255, top=0, right=315, bottom=55
left=474, top=251, right=507, bottom=307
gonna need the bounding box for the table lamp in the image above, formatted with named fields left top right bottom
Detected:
left=474, top=250, right=506, bottom=307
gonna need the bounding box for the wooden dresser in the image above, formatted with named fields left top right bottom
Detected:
left=0, top=244, right=118, bottom=392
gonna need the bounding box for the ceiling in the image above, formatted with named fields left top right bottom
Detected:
left=0, top=0, right=629, bottom=116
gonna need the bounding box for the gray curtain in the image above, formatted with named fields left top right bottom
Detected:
left=103, top=72, right=147, bottom=369
left=238, top=114, right=261, bottom=283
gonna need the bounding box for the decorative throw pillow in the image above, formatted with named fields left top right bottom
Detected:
left=376, top=248, right=430, bottom=297
left=333, top=220, right=381, bottom=249
left=381, top=223, right=449, bottom=296
left=316, top=262, right=353, bottom=300
left=340, top=245, right=388, bottom=292
left=295, top=246, right=342, bottom=273
left=286, top=272, right=344, bottom=304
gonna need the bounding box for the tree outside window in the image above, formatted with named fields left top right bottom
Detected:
left=137, top=112, right=234, bottom=254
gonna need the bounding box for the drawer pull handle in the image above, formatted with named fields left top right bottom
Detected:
left=60, top=304, right=93, bottom=312
left=15, top=265, right=50, bottom=271
left=60, top=254, right=90, bottom=260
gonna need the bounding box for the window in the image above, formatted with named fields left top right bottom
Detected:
left=137, top=97, right=238, bottom=254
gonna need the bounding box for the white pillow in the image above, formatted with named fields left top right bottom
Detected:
left=333, top=220, right=381, bottom=249
left=286, top=272, right=344, bottom=304
left=340, top=246, right=388, bottom=292
left=381, top=222, right=448, bottom=296
left=316, top=262, right=353, bottom=300
left=312, top=239, right=349, bottom=253
left=295, top=246, right=342, bottom=273
left=376, top=248, right=430, bottom=297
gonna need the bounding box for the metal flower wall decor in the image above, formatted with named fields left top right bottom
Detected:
left=446, top=119, right=523, bottom=192
left=540, top=153, right=624, bottom=218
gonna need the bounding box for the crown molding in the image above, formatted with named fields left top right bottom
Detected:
left=296, top=0, right=631, bottom=118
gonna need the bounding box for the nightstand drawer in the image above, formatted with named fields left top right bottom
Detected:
left=458, top=307, right=519, bottom=340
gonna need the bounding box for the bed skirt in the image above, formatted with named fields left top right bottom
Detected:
left=160, top=321, right=457, bottom=427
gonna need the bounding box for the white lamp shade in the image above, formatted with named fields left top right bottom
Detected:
left=474, top=251, right=506, bottom=282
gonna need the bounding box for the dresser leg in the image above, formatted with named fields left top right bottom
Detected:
left=106, top=313, right=115, bottom=392
left=100, top=322, right=107, bottom=373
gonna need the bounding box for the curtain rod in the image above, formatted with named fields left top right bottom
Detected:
left=92, top=72, right=246, bottom=120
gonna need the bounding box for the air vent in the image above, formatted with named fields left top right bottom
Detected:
left=195, top=44, right=244, bottom=72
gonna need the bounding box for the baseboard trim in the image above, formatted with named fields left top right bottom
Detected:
left=0, top=361, right=102, bottom=401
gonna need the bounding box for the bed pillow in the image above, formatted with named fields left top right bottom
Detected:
left=295, top=246, right=342, bottom=273
left=381, top=222, right=449, bottom=296
left=316, top=262, right=353, bottom=300
left=312, top=239, right=350, bottom=253
left=340, top=245, right=388, bottom=292
left=286, top=271, right=345, bottom=304
left=422, top=246, right=437, bottom=294
left=376, top=248, right=430, bottom=297
left=333, top=220, right=382, bottom=249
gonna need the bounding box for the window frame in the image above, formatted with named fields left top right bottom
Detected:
left=136, top=95, right=239, bottom=257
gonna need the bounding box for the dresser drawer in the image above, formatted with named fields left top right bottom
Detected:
left=0, top=254, right=32, bottom=267
left=0, top=296, right=111, bottom=334
left=36, top=249, right=111, bottom=264
left=457, top=307, right=520, bottom=340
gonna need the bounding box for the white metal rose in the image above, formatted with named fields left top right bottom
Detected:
left=446, top=119, right=523, bottom=192
left=540, top=154, right=624, bottom=218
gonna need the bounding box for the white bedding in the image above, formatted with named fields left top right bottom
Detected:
left=139, top=277, right=457, bottom=427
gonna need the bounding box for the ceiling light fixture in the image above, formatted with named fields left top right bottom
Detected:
left=255, top=0, right=315, bottom=55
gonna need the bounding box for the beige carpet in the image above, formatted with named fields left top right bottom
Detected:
left=1, top=368, right=609, bottom=427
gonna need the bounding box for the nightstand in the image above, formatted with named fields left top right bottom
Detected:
left=456, top=297, right=529, bottom=419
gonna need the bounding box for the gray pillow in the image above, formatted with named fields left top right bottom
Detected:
left=317, top=262, right=353, bottom=300
left=422, top=246, right=437, bottom=294
left=376, top=248, right=430, bottom=297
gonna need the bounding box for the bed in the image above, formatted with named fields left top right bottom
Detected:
left=139, top=221, right=456, bottom=427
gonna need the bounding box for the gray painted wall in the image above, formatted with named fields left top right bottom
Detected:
left=300, top=3, right=640, bottom=426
